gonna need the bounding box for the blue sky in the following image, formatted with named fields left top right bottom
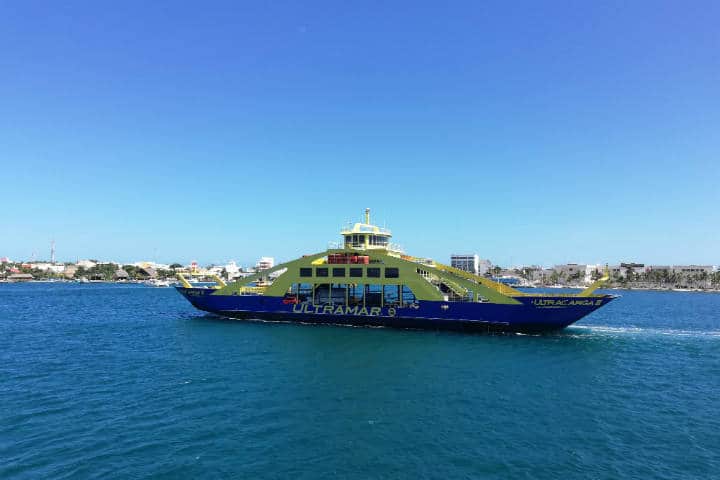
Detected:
left=2, top=1, right=718, bottom=267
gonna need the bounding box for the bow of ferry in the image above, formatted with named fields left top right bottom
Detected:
left=176, top=210, right=616, bottom=333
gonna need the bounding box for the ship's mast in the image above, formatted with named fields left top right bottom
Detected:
left=365, top=208, right=370, bottom=224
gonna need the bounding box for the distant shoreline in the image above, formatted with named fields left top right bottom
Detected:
left=3, top=279, right=720, bottom=294
left=521, top=285, right=720, bottom=294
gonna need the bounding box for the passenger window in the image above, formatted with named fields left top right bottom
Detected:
left=385, top=268, right=399, bottom=278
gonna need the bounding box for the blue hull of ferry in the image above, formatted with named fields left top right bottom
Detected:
left=177, top=287, right=616, bottom=333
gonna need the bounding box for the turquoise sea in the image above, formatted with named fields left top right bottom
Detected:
left=1, top=283, right=719, bottom=479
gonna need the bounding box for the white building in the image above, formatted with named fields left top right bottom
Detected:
left=256, top=257, right=274, bottom=271
left=132, top=261, right=171, bottom=271
left=26, top=263, right=66, bottom=274
left=609, top=263, right=647, bottom=278
left=671, top=265, right=714, bottom=275
left=584, top=264, right=603, bottom=283
left=49, top=264, right=65, bottom=274
left=646, top=265, right=671, bottom=274
left=77, top=259, right=97, bottom=269
left=478, top=259, right=492, bottom=276
left=553, top=264, right=587, bottom=279
left=29, top=262, right=53, bottom=271
left=223, top=260, right=241, bottom=279
left=451, top=254, right=479, bottom=275
left=206, top=266, right=224, bottom=276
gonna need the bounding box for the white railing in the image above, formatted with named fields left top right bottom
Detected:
left=327, top=241, right=403, bottom=252
left=339, top=225, right=392, bottom=236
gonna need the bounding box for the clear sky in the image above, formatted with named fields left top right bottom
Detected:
left=2, top=1, right=718, bottom=267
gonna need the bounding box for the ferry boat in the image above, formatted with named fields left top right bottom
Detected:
left=176, top=210, right=617, bottom=333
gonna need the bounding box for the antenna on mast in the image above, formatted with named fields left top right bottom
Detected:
left=365, top=208, right=370, bottom=224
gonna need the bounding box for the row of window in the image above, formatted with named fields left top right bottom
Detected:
left=289, top=283, right=416, bottom=307
left=300, top=267, right=399, bottom=279
left=344, top=234, right=390, bottom=246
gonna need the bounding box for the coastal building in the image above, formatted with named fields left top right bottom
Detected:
left=478, top=259, right=492, bottom=276
left=7, top=273, right=33, bottom=282
left=647, top=265, right=671, bottom=272
left=671, top=265, right=714, bottom=275
left=132, top=261, right=171, bottom=271
left=621, top=263, right=646, bottom=277
left=64, top=265, right=78, bottom=278
left=516, top=266, right=546, bottom=284
left=23, top=262, right=66, bottom=274
left=29, top=262, right=53, bottom=271
left=77, top=260, right=97, bottom=269
left=224, top=261, right=241, bottom=279
left=609, top=263, right=646, bottom=278
left=451, top=254, right=480, bottom=275
left=49, top=264, right=65, bottom=274
left=541, top=268, right=555, bottom=283
left=207, top=266, right=224, bottom=276
left=256, top=257, right=274, bottom=271
left=584, top=264, right=604, bottom=283
left=553, top=264, right=587, bottom=281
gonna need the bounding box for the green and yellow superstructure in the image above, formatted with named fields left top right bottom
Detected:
left=176, top=209, right=616, bottom=333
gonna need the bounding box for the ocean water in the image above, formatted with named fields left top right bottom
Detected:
left=1, top=284, right=719, bottom=479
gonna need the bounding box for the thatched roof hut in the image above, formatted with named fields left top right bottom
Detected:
left=114, top=269, right=130, bottom=280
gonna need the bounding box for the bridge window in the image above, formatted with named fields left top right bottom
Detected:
left=370, top=235, right=389, bottom=247
left=385, top=267, right=399, bottom=278
left=300, top=268, right=312, bottom=277
left=349, top=267, right=363, bottom=278
left=332, top=268, right=345, bottom=277
left=316, top=268, right=328, bottom=277
left=367, top=268, right=380, bottom=278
